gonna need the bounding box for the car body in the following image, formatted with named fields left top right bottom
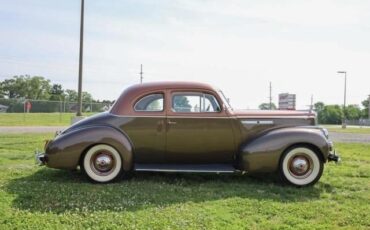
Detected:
left=36, top=81, right=340, bottom=186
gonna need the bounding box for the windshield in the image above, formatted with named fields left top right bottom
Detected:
left=218, top=90, right=233, bottom=111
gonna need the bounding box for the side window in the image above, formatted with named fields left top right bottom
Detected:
left=172, top=93, right=221, bottom=113
left=134, top=93, right=164, bottom=112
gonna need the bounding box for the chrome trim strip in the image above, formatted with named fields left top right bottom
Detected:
left=237, top=116, right=314, bottom=119
left=242, top=120, right=274, bottom=125
left=111, top=114, right=230, bottom=119
left=242, top=120, right=258, bottom=124
left=259, top=120, right=274, bottom=124
left=135, top=168, right=235, bottom=173
left=110, top=113, right=313, bottom=119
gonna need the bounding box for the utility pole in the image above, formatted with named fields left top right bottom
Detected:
left=140, top=64, right=143, bottom=84
left=77, top=0, right=84, bottom=116
left=269, top=82, right=272, bottom=110
left=337, top=71, right=347, bottom=129
left=310, top=94, right=313, bottom=112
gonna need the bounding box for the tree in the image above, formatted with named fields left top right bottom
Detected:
left=173, top=96, right=191, bottom=111
left=345, top=104, right=362, bottom=120
left=361, top=98, right=370, bottom=118
left=65, top=89, right=78, bottom=102
left=0, top=84, right=4, bottom=98
left=49, top=84, right=65, bottom=101
left=314, top=102, right=325, bottom=113
left=0, top=75, right=51, bottom=100
left=259, top=103, right=277, bottom=110
left=65, top=89, right=93, bottom=102
left=319, top=105, right=343, bottom=124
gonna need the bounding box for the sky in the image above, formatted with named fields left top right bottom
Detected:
left=0, top=0, right=370, bottom=109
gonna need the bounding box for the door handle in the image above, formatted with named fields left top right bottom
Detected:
left=167, top=120, right=177, bottom=125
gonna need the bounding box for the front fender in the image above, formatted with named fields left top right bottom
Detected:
left=238, top=127, right=329, bottom=173
left=45, top=125, right=133, bottom=171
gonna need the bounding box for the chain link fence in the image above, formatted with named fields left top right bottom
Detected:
left=0, top=98, right=111, bottom=113
left=346, top=119, right=370, bottom=126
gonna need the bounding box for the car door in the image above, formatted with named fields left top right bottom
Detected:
left=165, top=91, right=236, bottom=164
left=122, top=92, right=167, bottom=163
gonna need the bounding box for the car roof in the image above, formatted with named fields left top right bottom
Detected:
left=110, top=81, right=220, bottom=115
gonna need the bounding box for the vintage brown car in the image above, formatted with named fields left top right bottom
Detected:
left=36, top=81, right=340, bottom=186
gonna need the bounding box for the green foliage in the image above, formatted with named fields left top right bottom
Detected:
left=345, top=104, right=362, bottom=120
left=65, top=89, right=93, bottom=102
left=316, top=101, right=364, bottom=124
left=0, top=83, right=4, bottom=98
left=314, top=102, right=324, bottom=113
left=0, top=75, right=51, bottom=100
left=0, top=134, right=369, bottom=229
left=258, top=103, right=277, bottom=110
left=0, top=76, right=95, bottom=105
left=318, top=105, right=343, bottom=124
left=49, top=84, right=65, bottom=101
left=173, top=96, right=191, bottom=111
left=362, top=98, right=370, bottom=118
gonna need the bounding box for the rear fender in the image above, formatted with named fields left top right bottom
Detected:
left=238, top=127, right=329, bottom=173
left=45, top=125, right=133, bottom=171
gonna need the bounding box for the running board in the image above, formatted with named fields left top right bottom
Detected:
left=134, top=164, right=236, bottom=173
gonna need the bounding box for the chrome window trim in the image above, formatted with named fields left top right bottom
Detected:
left=171, top=92, right=222, bottom=113
left=134, top=93, right=164, bottom=112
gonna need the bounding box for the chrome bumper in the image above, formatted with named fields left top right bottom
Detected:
left=35, top=150, right=47, bottom=166
left=328, top=151, right=341, bottom=163
left=327, top=141, right=341, bottom=164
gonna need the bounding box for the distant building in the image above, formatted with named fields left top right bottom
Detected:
left=279, top=93, right=296, bottom=110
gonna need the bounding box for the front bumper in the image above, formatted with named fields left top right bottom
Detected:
left=328, top=150, right=341, bottom=163
left=327, top=141, right=341, bottom=163
left=35, top=150, right=47, bottom=166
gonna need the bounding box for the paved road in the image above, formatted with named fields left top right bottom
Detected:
left=0, top=126, right=369, bottom=143
left=0, top=126, right=67, bottom=134
left=329, top=132, right=370, bottom=143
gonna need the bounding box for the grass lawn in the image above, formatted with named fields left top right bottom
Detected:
left=323, top=125, right=370, bottom=134
left=0, top=134, right=369, bottom=229
left=0, top=113, right=95, bottom=126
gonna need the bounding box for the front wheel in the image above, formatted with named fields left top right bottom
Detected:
left=82, top=144, right=123, bottom=183
left=279, top=146, right=323, bottom=187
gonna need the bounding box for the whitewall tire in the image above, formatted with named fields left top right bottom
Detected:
left=280, top=146, right=323, bottom=186
left=83, top=144, right=122, bottom=183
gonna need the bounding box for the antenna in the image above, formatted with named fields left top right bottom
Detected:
left=140, top=64, right=143, bottom=84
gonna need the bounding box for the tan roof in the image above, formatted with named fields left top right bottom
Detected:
left=110, top=81, right=218, bottom=115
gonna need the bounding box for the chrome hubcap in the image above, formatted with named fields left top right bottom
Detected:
left=91, top=151, right=115, bottom=175
left=289, top=155, right=312, bottom=178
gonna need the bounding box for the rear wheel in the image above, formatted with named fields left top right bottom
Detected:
left=279, top=146, right=323, bottom=187
left=82, top=144, right=123, bottom=183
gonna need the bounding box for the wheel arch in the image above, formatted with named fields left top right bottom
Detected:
left=45, top=125, right=134, bottom=171
left=237, top=127, right=329, bottom=173
left=280, top=142, right=325, bottom=163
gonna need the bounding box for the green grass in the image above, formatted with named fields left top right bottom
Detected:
left=323, top=125, right=370, bottom=134
left=0, top=134, right=369, bottom=229
left=0, top=113, right=95, bottom=126
left=330, top=128, right=370, bottom=134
